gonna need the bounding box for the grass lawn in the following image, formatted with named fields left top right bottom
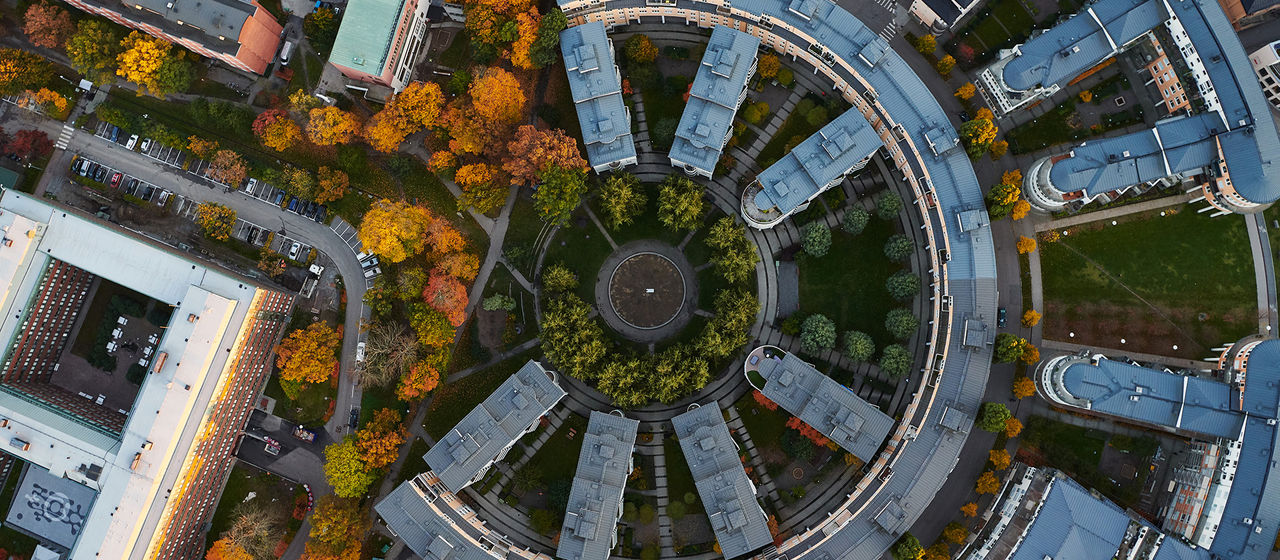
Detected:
left=287, top=49, right=325, bottom=91
left=503, top=198, right=546, bottom=275
left=757, top=109, right=824, bottom=166
left=1264, top=205, right=1280, bottom=294
left=681, top=211, right=722, bottom=268
left=395, top=437, right=431, bottom=485
left=263, top=372, right=335, bottom=426
left=543, top=211, right=616, bottom=302
left=0, top=461, right=39, bottom=558
left=1040, top=206, right=1255, bottom=359
left=662, top=436, right=704, bottom=515
left=797, top=219, right=903, bottom=349
left=423, top=347, right=542, bottom=439
left=588, top=183, right=688, bottom=247
left=361, top=382, right=409, bottom=424
left=395, top=155, right=485, bottom=247
left=638, top=74, right=689, bottom=149
left=952, top=0, right=1037, bottom=55
left=522, top=413, right=588, bottom=490
left=206, top=462, right=305, bottom=551
left=1020, top=415, right=1155, bottom=509
left=439, top=30, right=473, bottom=70
left=1006, top=102, right=1090, bottom=154
left=733, top=391, right=789, bottom=459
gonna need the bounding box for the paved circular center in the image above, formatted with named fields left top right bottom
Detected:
left=608, top=252, right=685, bottom=329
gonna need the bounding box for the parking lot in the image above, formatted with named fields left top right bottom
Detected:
left=69, top=154, right=172, bottom=206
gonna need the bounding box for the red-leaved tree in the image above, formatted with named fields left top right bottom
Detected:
left=422, top=270, right=468, bottom=327
left=786, top=416, right=830, bottom=447
left=7, top=129, right=52, bottom=160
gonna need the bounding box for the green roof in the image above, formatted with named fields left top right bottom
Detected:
left=329, top=0, right=409, bottom=75
left=0, top=167, right=21, bottom=191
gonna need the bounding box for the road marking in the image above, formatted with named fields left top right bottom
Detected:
left=55, top=125, right=75, bottom=150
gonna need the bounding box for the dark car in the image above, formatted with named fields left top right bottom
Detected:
left=958, top=111, right=971, bottom=122
left=997, top=307, right=1007, bottom=328
left=109, top=173, right=122, bottom=188
left=287, top=197, right=299, bottom=212
left=141, top=186, right=155, bottom=200
left=314, top=206, right=327, bottom=223
left=125, top=178, right=139, bottom=194
left=109, top=126, right=120, bottom=142
left=348, top=408, right=360, bottom=430
left=93, top=166, right=107, bottom=183
left=273, top=190, right=286, bottom=205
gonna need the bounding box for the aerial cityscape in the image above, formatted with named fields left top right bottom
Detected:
left=0, top=0, right=1273, bottom=555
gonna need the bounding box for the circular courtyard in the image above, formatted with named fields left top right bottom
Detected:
left=609, top=252, right=685, bottom=329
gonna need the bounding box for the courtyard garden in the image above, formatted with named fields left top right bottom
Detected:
left=945, top=0, right=1084, bottom=69
left=205, top=462, right=307, bottom=555
left=1019, top=415, right=1158, bottom=511
left=1040, top=206, right=1256, bottom=359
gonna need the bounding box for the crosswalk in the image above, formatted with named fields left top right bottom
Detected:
left=55, top=125, right=74, bottom=150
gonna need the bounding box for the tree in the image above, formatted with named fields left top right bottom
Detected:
left=455, top=163, right=505, bottom=213
left=6, top=129, right=52, bottom=161
left=923, top=543, right=950, bottom=560
left=358, top=200, right=436, bottom=263
left=1005, top=417, right=1023, bottom=437
left=884, top=234, right=915, bottom=261
left=188, top=136, right=219, bottom=159
left=977, top=402, right=1011, bottom=433
left=880, top=344, right=912, bottom=378
left=207, top=150, right=248, bottom=186
left=753, top=390, right=779, bottom=411
left=893, top=533, right=925, bottom=560
left=360, top=322, right=420, bottom=388
left=885, top=270, right=920, bottom=301
left=625, top=34, right=658, bottom=64
left=542, top=264, right=578, bottom=293
left=743, top=101, right=770, bottom=124
left=885, top=308, right=920, bottom=340
left=1079, top=89, right=1094, bottom=103
left=206, top=538, right=252, bottom=560
left=787, top=416, right=831, bottom=447
left=961, top=502, right=978, bottom=517
left=935, top=54, right=956, bottom=76
left=540, top=294, right=607, bottom=381
left=534, top=165, right=588, bottom=225
left=990, top=140, right=1009, bottom=159
left=252, top=109, right=301, bottom=151
left=316, top=166, right=349, bottom=204
left=305, top=495, right=367, bottom=559
left=877, top=192, right=903, bottom=220
left=307, top=107, right=361, bottom=146
left=657, top=175, right=705, bottom=230
left=222, top=500, right=285, bottom=558
left=1012, top=376, right=1037, bottom=399
left=1021, top=309, right=1041, bottom=328
left=599, top=173, right=647, bottom=229
left=705, top=217, right=759, bottom=284
left=483, top=294, right=516, bottom=311
left=472, top=67, right=526, bottom=125
left=23, top=3, right=74, bottom=49
left=751, top=54, right=780, bottom=81
left=410, top=304, right=455, bottom=348
left=985, top=182, right=1021, bottom=219
left=1016, top=235, right=1037, bottom=254
left=66, top=21, right=123, bottom=83
left=1021, top=344, right=1040, bottom=365
left=975, top=470, right=1000, bottom=494
left=363, top=81, right=444, bottom=151
left=258, top=248, right=286, bottom=279
left=282, top=166, right=316, bottom=199
left=510, top=8, right=542, bottom=70
left=994, top=333, right=1028, bottom=363
left=955, top=82, right=976, bottom=101
left=800, top=314, right=837, bottom=354
left=155, top=53, right=195, bottom=95
left=958, top=112, right=998, bottom=159
left=323, top=438, right=375, bottom=498
left=843, top=331, right=875, bottom=362
left=943, top=521, right=969, bottom=545
left=275, top=322, right=340, bottom=386
left=0, top=49, right=53, bottom=95
left=397, top=354, right=444, bottom=401
left=504, top=125, right=588, bottom=183
left=697, top=289, right=757, bottom=358
left=116, top=32, right=182, bottom=96
left=842, top=207, right=870, bottom=235
left=423, top=270, right=469, bottom=327
left=356, top=409, right=408, bottom=469
left=303, top=7, right=340, bottom=54
left=290, top=89, right=323, bottom=112
left=436, top=252, right=480, bottom=281
left=989, top=449, right=1011, bottom=470
left=195, top=203, right=236, bottom=241
left=801, top=222, right=831, bottom=257
left=914, top=34, right=936, bottom=55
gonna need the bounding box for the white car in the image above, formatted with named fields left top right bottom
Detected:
left=247, top=177, right=258, bottom=192
left=125, top=134, right=139, bottom=150
left=140, top=138, right=152, bottom=152
left=288, top=242, right=301, bottom=260
left=355, top=342, right=366, bottom=362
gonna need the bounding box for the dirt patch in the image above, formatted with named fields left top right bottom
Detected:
left=1043, top=300, right=1251, bottom=360
left=476, top=309, right=507, bottom=353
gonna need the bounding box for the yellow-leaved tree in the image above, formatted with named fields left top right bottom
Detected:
left=116, top=31, right=168, bottom=95
left=357, top=199, right=436, bottom=263
left=307, top=106, right=362, bottom=145
left=195, top=202, right=236, bottom=241
left=274, top=322, right=340, bottom=386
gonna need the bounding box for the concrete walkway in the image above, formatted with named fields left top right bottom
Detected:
left=1031, top=192, right=1195, bottom=231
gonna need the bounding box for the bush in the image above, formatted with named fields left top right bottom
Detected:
left=776, top=67, right=794, bottom=86
left=977, top=402, right=1012, bottom=432
left=638, top=504, right=656, bottom=524
left=482, top=294, right=516, bottom=311
left=843, top=331, right=875, bottom=362
left=884, top=308, right=920, bottom=340
left=876, top=192, right=904, bottom=220
left=800, top=314, right=837, bottom=353
left=667, top=500, right=686, bottom=520
left=530, top=509, right=558, bottom=535
left=805, top=106, right=829, bottom=127
left=801, top=222, right=831, bottom=257
left=651, top=118, right=679, bottom=149
left=682, top=492, right=696, bottom=504
left=781, top=429, right=815, bottom=460
left=885, top=270, right=920, bottom=301
left=884, top=234, right=914, bottom=261
left=842, top=207, right=870, bottom=235
left=126, top=364, right=147, bottom=385
left=879, top=344, right=911, bottom=378
left=542, top=264, right=578, bottom=293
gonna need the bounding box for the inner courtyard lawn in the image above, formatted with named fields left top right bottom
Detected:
left=1040, top=206, right=1256, bottom=359
left=797, top=219, right=904, bottom=349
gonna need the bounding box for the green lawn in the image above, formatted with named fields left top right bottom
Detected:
left=662, top=436, right=704, bottom=515
left=522, top=413, right=588, bottom=490
left=953, top=0, right=1037, bottom=54
left=733, top=391, right=789, bottom=458
left=263, top=372, right=335, bottom=426
left=1263, top=205, right=1280, bottom=295
left=395, top=437, right=431, bottom=485
left=1040, top=206, right=1255, bottom=358
left=797, top=219, right=904, bottom=349
left=439, top=30, right=473, bottom=70
left=637, top=73, right=689, bottom=150
left=1006, top=101, right=1090, bottom=154
left=503, top=198, right=546, bottom=275
left=757, top=109, right=824, bottom=167
left=423, top=347, right=542, bottom=439
left=543, top=211, right=616, bottom=302
left=0, top=461, right=39, bottom=558
left=206, top=462, right=304, bottom=551
left=361, top=382, right=409, bottom=424
left=1020, top=415, right=1155, bottom=509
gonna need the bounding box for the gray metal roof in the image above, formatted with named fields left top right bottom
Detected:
left=669, top=26, right=759, bottom=176
left=4, top=464, right=97, bottom=551
left=375, top=478, right=504, bottom=560
left=424, top=360, right=566, bottom=493
left=1047, top=113, right=1221, bottom=197
left=757, top=353, right=894, bottom=462
left=559, top=21, right=637, bottom=171
left=670, top=404, right=772, bottom=558
left=750, top=107, right=883, bottom=216
left=556, top=411, right=639, bottom=560
left=132, top=0, right=256, bottom=46
left=1056, top=357, right=1244, bottom=439
left=1009, top=474, right=1131, bottom=560
left=1000, top=0, right=1160, bottom=91
left=329, top=0, right=408, bottom=76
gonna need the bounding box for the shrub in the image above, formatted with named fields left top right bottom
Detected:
left=877, top=192, right=904, bottom=220
left=843, top=331, right=875, bottom=362
left=651, top=118, right=679, bottom=149
left=542, top=264, right=578, bottom=294
left=885, top=308, right=920, bottom=340
left=482, top=294, right=516, bottom=311
left=884, top=234, right=915, bottom=261
left=885, top=270, right=920, bottom=301
left=666, top=500, right=686, bottom=520
left=977, top=402, right=1011, bottom=432
left=879, top=344, right=911, bottom=378
left=841, top=207, right=870, bottom=235
left=776, top=67, right=794, bottom=86
left=801, top=222, right=831, bottom=257
left=800, top=314, right=837, bottom=353
left=682, top=492, right=696, bottom=504
left=805, top=106, right=828, bottom=127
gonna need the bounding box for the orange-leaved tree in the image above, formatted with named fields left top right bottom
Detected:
left=510, top=8, right=541, bottom=70
left=976, top=470, right=1000, bottom=494
left=1004, top=417, right=1023, bottom=437
left=435, top=252, right=480, bottom=281
left=363, top=81, right=445, bottom=152
left=1012, top=376, right=1037, bottom=399
left=206, top=538, right=252, bottom=560
left=252, top=109, right=301, bottom=151
left=961, top=502, right=978, bottom=517
left=23, top=2, right=74, bottom=49
left=423, top=270, right=469, bottom=327
left=785, top=416, right=831, bottom=447
left=357, top=199, right=435, bottom=263
left=188, top=136, right=219, bottom=159
left=195, top=202, right=236, bottom=241
left=307, top=106, right=362, bottom=146
left=274, top=322, right=340, bottom=386
left=989, top=449, right=1011, bottom=470
left=207, top=149, right=248, bottom=186
left=303, top=496, right=367, bottom=560
left=316, top=166, right=349, bottom=204
left=471, top=67, right=526, bottom=126
left=355, top=408, right=408, bottom=470
left=504, top=125, right=588, bottom=184
left=396, top=355, right=443, bottom=401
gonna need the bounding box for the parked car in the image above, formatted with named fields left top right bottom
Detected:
left=287, top=197, right=299, bottom=212
left=124, top=178, right=139, bottom=195
left=247, top=177, right=258, bottom=192
left=125, top=135, right=139, bottom=150
left=314, top=206, right=327, bottom=223
left=273, top=190, right=286, bottom=205
left=109, top=126, right=120, bottom=142
left=109, top=173, right=122, bottom=188
left=93, top=166, right=107, bottom=183
left=355, top=341, right=366, bottom=362
left=141, top=186, right=155, bottom=200
left=140, top=138, right=152, bottom=152
left=348, top=408, right=360, bottom=430
left=997, top=307, right=1007, bottom=328
left=288, top=242, right=301, bottom=260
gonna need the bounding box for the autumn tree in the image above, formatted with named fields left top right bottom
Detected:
left=471, top=68, right=526, bottom=125
left=436, top=252, right=480, bottom=281
left=355, top=408, right=408, bottom=470
left=989, top=449, right=1011, bottom=470
left=0, top=49, right=53, bottom=95
left=316, top=166, right=349, bottom=204
left=456, top=162, right=508, bottom=213
left=1012, top=376, right=1037, bottom=399
left=23, top=3, right=74, bottom=49
left=117, top=32, right=193, bottom=96
left=358, top=200, right=435, bottom=263
left=188, top=136, right=219, bottom=159
left=207, top=150, right=248, bottom=186
left=599, top=173, right=647, bottom=229
left=1021, top=309, right=1041, bottom=328
left=306, top=106, right=361, bottom=146
left=943, top=521, right=968, bottom=544
left=658, top=175, right=705, bottom=230
left=914, top=34, right=936, bottom=55
left=990, top=139, right=1009, bottom=159
left=1005, top=417, right=1023, bottom=437
left=1021, top=344, right=1040, bottom=365
left=625, top=34, right=658, bottom=64
left=195, top=202, right=236, bottom=241
left=697, top=289, right=757, bottom=359
left=504, top=125, right=588, bottom=184
left=206, top=538, right=252, bottom=560
left=222, top=500, right=285, bottom=559
left=410, top=304, right=456, bottom=348
left=935, top=54, right=956, bottom=76
left=542, top=263, right=578, bottom=293
left=994, top=333, right=1029, bottom=363
left=423, top=270, right=469, bottom=327
left=304, top=496, right=367, bottom=559
left=975, top=470, right=1000, bottom=494
left=893, top=534, right=925, bottom=560
left=6, top=129, right=52, bottom=161
left=397, top=353, right=444, bottom=401
left=289, top=88, right=323, bottom=112
left=534, top=166, right=588, bottom=225
left=303, top=7, right=340, bottom=54
left=66, top=21, right=123, bottom=83
left=955, top=82, right=976, bottom=101
left=1016, top=235, right=1037, bottom=254
left=258, top=248, right=286, bottom=278
left=275, top=322, right=340, bottom=387
left=510, top=8, right=541, bottom=70
left=252, top=109, right=302, bottom=151
left=1011, top=199, right=1031, bottom=220
left=359, top=322, right=420, bottom=389
left=961, top=502, right=978, bottom=517
left=323, top=437, right=376, bottom=498
left=758, top=53, right=781, bottom=79
left=958, top=108, right=998, bottom=159
left=923, top=543, right=950, bottom=560
left=363, top=81, right=445, bottom=152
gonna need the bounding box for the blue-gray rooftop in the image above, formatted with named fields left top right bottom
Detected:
left=1048, top=113, right=1222, bottom=197
left=557, top=411, right=639, bottom=560
left=424, top=360, right=566, bottom=492
left=1010, top=475, right=1131, bottom=560
left=669, top=26, right=759, bottom=176
left=560, top=21, right=637, bottom=171
left=375, top=478, right=501, bottom=560
left=1001, top=0, right=1160, bottom=91
left=671, top=404, right=772, bottom=558
left=757, top=352, right=894, bottom=462
left=5, top=464, right=97, bottom=552
left=751, top=107, right=883, bottom=216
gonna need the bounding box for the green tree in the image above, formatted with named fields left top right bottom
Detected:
left=801, top=222, right=831, bottom=257
left=893, top=533, right=925, bottom=560
left=885, top=308, right=920, bottom=340
left=994, top=332, right=1029, bottom=363
left=529, top=509, right=558, bottom=535
left=65, top=20, right=123, bottom=84
left=651, top=117, right=678, bottom=149
left=977, top=402, right=1012, bottom=432
left=530, top=9, right=568, bottom=68
left=805, top=106, right=828, bottom=127
left=986, top=182, right=1022, bottom=219
left=155, top=54, right=195, bottom=94
left=800, top=314, right=836, bottom=354
left=884, top=234, right=914, bottom=261
left=843, top=331, right=875, bottom=362
left=705, top=217, right=759, bottom=284
left=599, top=173, right=647, bottom=229
left=879, top=344, right=912, bottom=378
left=323, top=437, right=376, bottom=498
left=534, top=165, right=588, bottom=225
left=877, top=192, right=904, bottom=220
left=540, top=294, right=607, bottom=381
left=541, top=263, right=578, bottom=294
left=697, top=289, right=758, bottom=358
left=303, top=7, right=340, bottom=54
left=0, top=49, right=53, bottom=95
left=885, top=270, right=920, bottom=301
left=657, top=175, right=706, bottom=231
left=842, top=207, right=870, bottom=235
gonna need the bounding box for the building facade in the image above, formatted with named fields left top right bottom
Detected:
left=1248, top=40, right=1280, bottom=112
left=329, top=0, right=434, bottom=91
